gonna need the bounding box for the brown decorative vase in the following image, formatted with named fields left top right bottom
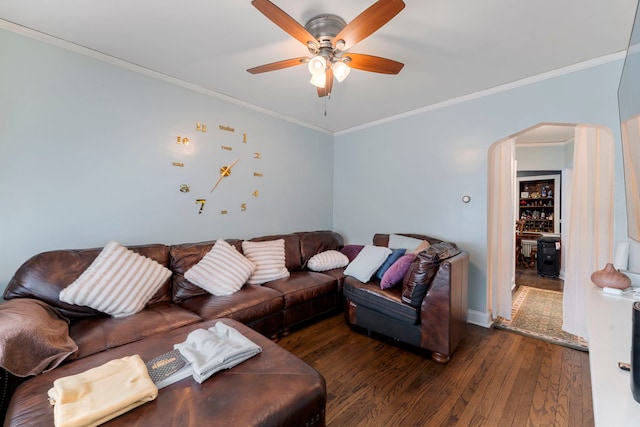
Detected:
left=591, top=263, right=632, bottom=289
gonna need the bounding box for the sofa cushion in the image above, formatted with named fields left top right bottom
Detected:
left=185, top=240, right=255, bottom=296
left=344, top=245, right=392, bottom=283
left=178, top=284, right=284, bottom=324
left=374, top=248, right=406, bottom=280
left=373, top=233, right=441, bottom=248
left=380, top=253, right=416, bottom=289
left=388, top=234, right=428, bottom=252
left=343, top=278, right=419, bottom=324
left=402, top=242, right=461, bottom=307
left=169, top=239, right=243, bottom=303
left=58, top=241, right=172, bottom=318
left=307, top=250, right=349, bottom=272
left=4, top=244, right=172, bottom=319
left=242, top=239, right=290, bottom=285
left=262, top=271, right=338, bottom=308
left=69, top=302, right=201, bottom=360
left=296, top=230, right=344, bottom=268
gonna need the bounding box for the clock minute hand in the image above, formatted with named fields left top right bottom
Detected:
left=210, top=159, right=240, bottom=192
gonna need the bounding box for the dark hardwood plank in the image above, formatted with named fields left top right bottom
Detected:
left=516, top=266, right=564, bottom=292
left=278, top=313, right=593, bottom=427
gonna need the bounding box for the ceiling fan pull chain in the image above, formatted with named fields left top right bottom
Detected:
left=324, top=96, right=328, bottom=116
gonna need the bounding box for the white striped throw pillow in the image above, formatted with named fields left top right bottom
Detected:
left=242, top=239, right=290, bottom=285
left=307, top=250, right=349, bottom=272
left=59, top=241, right=172, bottom=317
left=184, top=239, right=255, bottom=296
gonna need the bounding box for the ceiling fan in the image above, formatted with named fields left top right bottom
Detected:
left=247, top=0, right=406, bottom=97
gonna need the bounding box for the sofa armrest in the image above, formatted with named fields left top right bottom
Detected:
left=1, top=367, right=26, bottom=422
left=419, top=251, right=469, bottom=361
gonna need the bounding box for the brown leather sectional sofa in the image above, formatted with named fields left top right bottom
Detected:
left=0, top=230, right=469, bottom=425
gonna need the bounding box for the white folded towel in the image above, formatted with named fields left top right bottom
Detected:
left=174, top=322, right=262, bottom=384
left=47, top=355, right=158, bottom=427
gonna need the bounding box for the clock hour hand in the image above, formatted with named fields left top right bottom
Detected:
left=210, top=159, right=239, bottom=192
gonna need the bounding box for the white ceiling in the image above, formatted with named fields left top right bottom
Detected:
left=515, top=123, right=576, bottom=146
left=0, top=0, right=638, bottom=134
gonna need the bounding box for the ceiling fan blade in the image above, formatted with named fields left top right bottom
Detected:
left=317, top=68, right=334, bottom=98
left=334, top=0, right=405, bottom=51
left=247, top=57, right=308, bottom=74
left=344, top=53, right=404, bottom=74
left=251, top=0, right=317, bottom=47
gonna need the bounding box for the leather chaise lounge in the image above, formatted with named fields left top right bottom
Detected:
left=0, top=230, right=469, bottom=425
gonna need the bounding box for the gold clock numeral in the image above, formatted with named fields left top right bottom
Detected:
left=253, top=172, right=263, bottom=177
left=253, top=152, right=261, bottom=159
left=195, top=199, right=206, bottom=214
left=221, top=145, right=232, bottom=151
left=221, top=210, right=228, bottom=215
left=241, top=203, right=247, bottom=211
left=177, top=136, right=190, bottom=145
left=243, top=133, right=247, bottom=143
left=252, top=190, right=259, bottom=197
left=172, top=162, right=184, bottom=167
left=196, top=123, right=207, bottom=132
left=179, top=184, right=190, bottom=193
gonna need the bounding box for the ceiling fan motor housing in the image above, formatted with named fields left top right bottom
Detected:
left=305, top=14, right=346, bottom=52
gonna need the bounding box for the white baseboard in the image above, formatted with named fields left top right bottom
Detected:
left=467, top=309, right=492, bottom=328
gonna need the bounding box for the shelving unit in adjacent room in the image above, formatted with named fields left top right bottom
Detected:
left=517, top=174, right=560, bottom=234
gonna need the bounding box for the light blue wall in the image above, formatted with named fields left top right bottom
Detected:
left=516, top=145, right=567, bottom=171
left=0, top=29, right=333, bottom=292
left=334, top=60, right=626, bottom=316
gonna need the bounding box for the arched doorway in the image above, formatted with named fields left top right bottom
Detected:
left=487, top=123, right=614, bottom=340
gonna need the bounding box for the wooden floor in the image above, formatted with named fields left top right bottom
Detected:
left=279, top=313, right=593, bottom=427
left=515, top=264, right=564, bottom=292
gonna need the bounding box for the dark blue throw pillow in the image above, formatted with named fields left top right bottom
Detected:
left=375, top=248, right=406, bottom=280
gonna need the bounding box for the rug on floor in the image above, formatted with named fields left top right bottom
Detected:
left=494, top=285, right=589, bottom=351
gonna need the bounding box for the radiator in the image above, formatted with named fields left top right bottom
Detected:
left=521, top=240, right=537, bottom=258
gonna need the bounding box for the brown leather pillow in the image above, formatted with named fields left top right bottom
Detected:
left=401, top=242, right=461, bottom=307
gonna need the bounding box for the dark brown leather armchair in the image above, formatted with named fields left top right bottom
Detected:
left=343, top=233, right=469, bottom=363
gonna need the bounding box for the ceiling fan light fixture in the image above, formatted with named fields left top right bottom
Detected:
left=310, top=73, right=326, bottom=88
left=308, top=55, right=327, bottom=76
left=333, top=61, right=350, bottom=82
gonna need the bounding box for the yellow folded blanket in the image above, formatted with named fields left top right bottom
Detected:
left=47, top=355, right=158, bottom=427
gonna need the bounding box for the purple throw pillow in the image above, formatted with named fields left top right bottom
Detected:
left=380, top=253, right=416, bottom=289
left=341, top=245, right=365, bottom=262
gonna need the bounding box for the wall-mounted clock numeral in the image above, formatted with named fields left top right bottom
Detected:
left=243, top=133, right=247, bottom=143
left=196, top=123, right=207, bottom=132
left=179, top=184, right=190, bottom=193
left=172, top=162, right=184, bottom=167
left=252, top=190, right=259, bottom=197
left=221, top=210, right=228, bottom=215
left=253, top=172, right=263, bottom=177
left=241, top=203, right=247, bottom=211
left=195, top=199, right=206, bottom=214
left=254, top=152, right=261, bottom=159
left=221, top=145, right=232, bottom=151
